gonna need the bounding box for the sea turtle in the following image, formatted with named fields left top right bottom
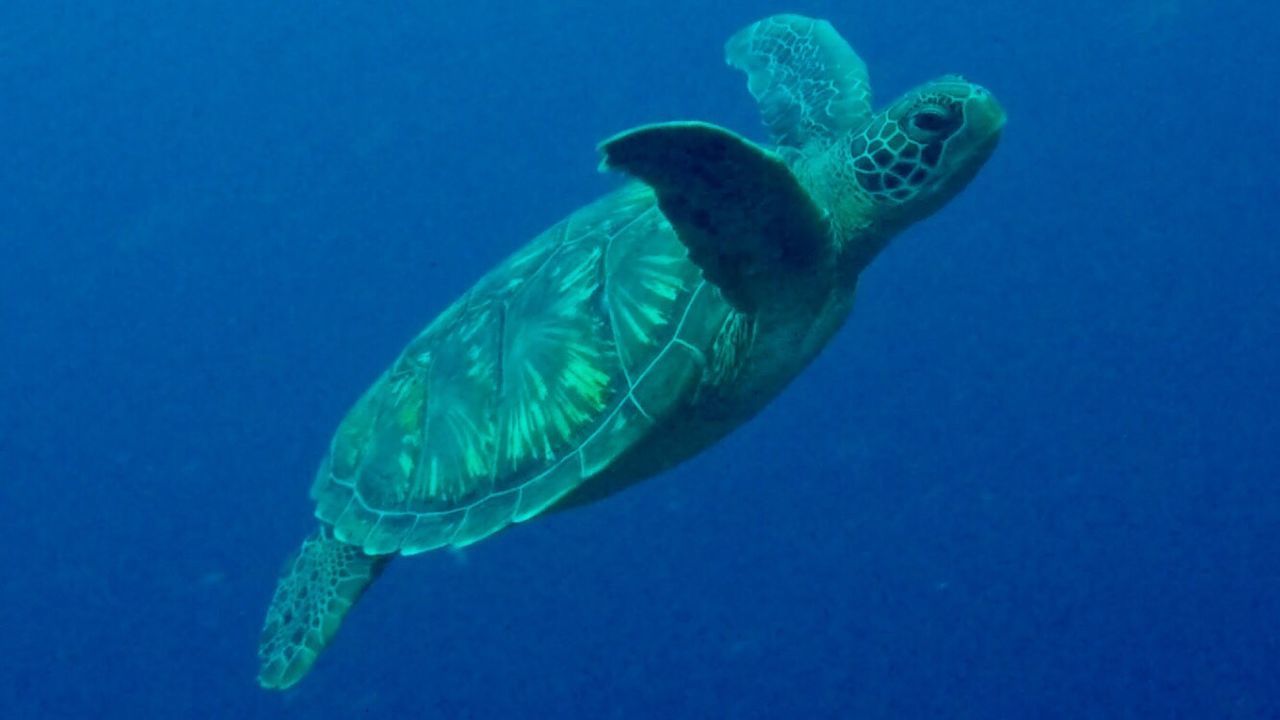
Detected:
left=258, top=13, right=1004, bottom=689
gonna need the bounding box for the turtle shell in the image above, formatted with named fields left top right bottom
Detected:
left=311, top=184, right=731, bottom=555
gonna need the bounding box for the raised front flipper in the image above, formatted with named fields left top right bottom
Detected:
left=599, top=121, right=831, bottom=313
left=725, top=14, right=872, bottom=152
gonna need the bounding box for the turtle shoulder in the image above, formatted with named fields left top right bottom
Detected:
left=310, top=183, right=731, bottom=555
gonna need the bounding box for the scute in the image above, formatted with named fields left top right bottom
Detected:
left=492, top=232, right=618, bottom=484
left=310, top=184, right=726, bottom=554
left=452, top=490, right=522, bottom=547
left=513, top=457, right=582, bottom=522
left=406, top=297, right=502, bottom=506
left=400, top=510, right=467, bottom=555
left=602, top=200, right=701, bottom=379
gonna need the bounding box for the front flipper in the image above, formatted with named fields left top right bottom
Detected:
left=258, top=527, right=390, bottom=690
left=599, top=121, right=831, bottom=313
left=725, top=14, right=872, bottom=152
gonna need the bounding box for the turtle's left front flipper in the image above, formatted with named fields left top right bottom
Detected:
left=599, top=122, right=832, bottom=314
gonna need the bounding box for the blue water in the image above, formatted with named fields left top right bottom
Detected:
left=3, top=1, right=1277, bottom=717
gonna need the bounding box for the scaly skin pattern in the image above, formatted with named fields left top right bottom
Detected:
left=849, top=76, right=997, bottom=205
left=258, top=527, right=389, bottom=689
left=803, top=77, right=1007, bottom=278
left=722, top=14, right=872, bottom=150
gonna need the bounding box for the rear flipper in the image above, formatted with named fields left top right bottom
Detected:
left=258, top=527, right=390, bottom=690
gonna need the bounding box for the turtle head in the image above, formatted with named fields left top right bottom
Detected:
left=845, top=76, right=1004, bottom=233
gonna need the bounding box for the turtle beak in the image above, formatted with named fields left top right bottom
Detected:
left=965, top=85, right=1006, bottom=150
left=911, top=82, right=1004, bottom=213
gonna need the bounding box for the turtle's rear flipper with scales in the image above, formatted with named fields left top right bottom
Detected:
left=258, top=528, right=390, bottom=690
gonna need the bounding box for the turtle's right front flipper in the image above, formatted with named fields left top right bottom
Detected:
left=258, top=527, right=390, bottom=690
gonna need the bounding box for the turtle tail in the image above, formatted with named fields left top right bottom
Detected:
left=257, top=526, right=391, bottom=690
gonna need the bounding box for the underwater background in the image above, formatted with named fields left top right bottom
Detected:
left=2, top=0, right=1277, bottom=717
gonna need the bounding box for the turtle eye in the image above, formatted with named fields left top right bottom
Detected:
left=905, top=103, right=962, bottom=142
left=911, top=110, right=948, bottom=132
